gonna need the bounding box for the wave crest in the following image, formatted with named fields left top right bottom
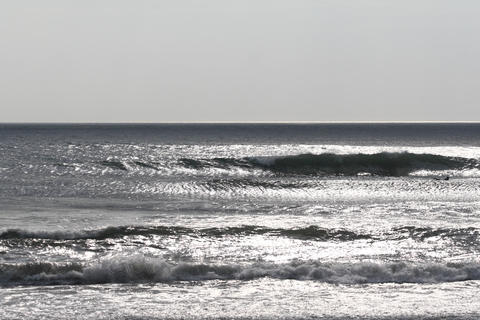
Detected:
left=0, top=225, right=371, bottom=241
left=56, top=152, right=479, bottom=178
left=2, top=257, right=480, bottom=286
left=249, top=152, right=476, bottom=176
left=2, top=225, right=479, bottom=244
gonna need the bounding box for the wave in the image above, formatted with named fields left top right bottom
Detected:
left=2, top=256, right=480, bottom=286
left=100, top=160, right=129, bottom=171
left=248, top=152, right=478, bottom=176
left=97, top=152, right=478, bottom=177
left=2, top=225, right=479, bottom=244
left=0, top=225, right=372, bottom=241
left=393, top=226, right=480, bottom=242
left=0, top=226, right=188, bottom=240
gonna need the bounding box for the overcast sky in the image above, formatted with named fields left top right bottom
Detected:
left=1, top=1, right=479, bottom=122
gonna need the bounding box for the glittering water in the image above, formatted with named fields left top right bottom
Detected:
left=1, top=123, right=480, bottom=319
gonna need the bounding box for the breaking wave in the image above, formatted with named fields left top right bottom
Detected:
left=98, top=152, right=478, bottom=177
left=247, top=152, right=478, bottom=176
left=2, top=256, right=480, bottom=286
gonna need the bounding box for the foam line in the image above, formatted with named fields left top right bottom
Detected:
left=1, top=257, right=480, bottom=286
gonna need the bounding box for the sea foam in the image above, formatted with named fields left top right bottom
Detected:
left=1, top=256, right=480, bottom=286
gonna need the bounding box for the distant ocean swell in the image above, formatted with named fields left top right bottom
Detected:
left=1, top=225, right=479, bottom=243
left=61, top=152, right=480, bottom=177
left=2, top=256, right=480, bottom=286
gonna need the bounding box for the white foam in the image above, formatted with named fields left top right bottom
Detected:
left=3, top=256, right=480, bottom=285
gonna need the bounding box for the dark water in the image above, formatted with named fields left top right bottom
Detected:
left=1, top=123, right=480, bottom=319
left=2, top=123, right=480, bottom=145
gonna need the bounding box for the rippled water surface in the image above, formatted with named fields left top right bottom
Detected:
left=1, top=123, right=480, bottom=319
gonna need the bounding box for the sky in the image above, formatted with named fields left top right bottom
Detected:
left=1, top=0, right=479, bottom=122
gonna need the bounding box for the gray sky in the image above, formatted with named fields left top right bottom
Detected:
left=1, top=0, right=479, bottom=122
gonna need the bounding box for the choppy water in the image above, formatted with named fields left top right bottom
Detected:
left=1, top=123, right=480, bottom=319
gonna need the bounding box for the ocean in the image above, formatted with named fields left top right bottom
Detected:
left=1, top=123, right=480, bottom=320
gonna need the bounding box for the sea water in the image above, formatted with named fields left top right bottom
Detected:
left=1, top=123, right=480, bottom=320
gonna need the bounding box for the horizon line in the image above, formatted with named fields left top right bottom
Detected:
left=2, top=120, right=480, bottom=124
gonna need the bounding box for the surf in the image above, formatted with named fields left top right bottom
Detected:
left=2, top=256, right=480, bottom=286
